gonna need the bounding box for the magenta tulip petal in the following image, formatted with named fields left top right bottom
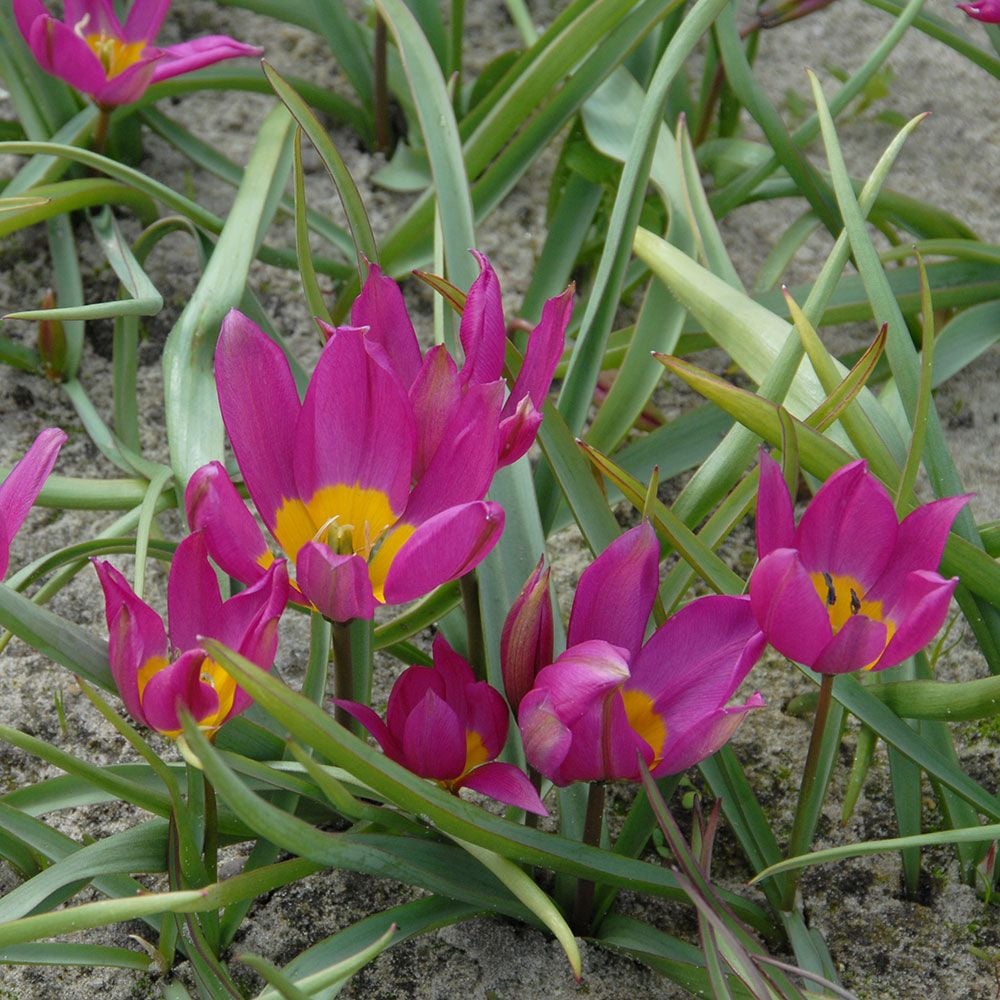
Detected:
left=811, top=614, right=888, bottom=674
left=295, top=327, right=414, bottom=512
left=139, top=649, right=217, bottom=734
left=334, top=699, right=402, bottom=761
left=382, top=501, right=504, bottom=604
left=402, top=689, right=467, bottom=780
left=794, top=460, right=897, bottom=587
left=497, top=396, right=543, bottom=468
left=27, top=16, right=108, bottom=92
left=93, top=559, right=168, bottom=725
left=567, top=522, right=660, bottom=659
left=866, top=494, right=969, bottom=606
left=149, top=36, right=262, bottom=82
left=296, top=543, right=376, bottom=623
left=755, top=450, right=795, bottom=558
left=404, top=381, right=503, bottom=522
left=166, top=533, right=223, bottom=651
left=502, top=285, right=572, bottom=419
left=351, top=263, right=423, bottom=388
left=877, top=570, right=959, bottom=670
left=750, top=548, right=833, bottom=665
left=122, top=0, right=170, bottom=40
left=216, top=311, right=303, bottom=534
left=456, top=762, right=547, bottom=815
left=185, top=461, right=271, bottom=585
left=464, top=680, right=510, bottom=759
left=518, top=691, right=573, bottom=782
left=92, top=59, right=158, bottom=106
left=0, top=427, right=66, bottom=578
left=632, top=594, right=765, bottom=702
left=386, top=663, right=444, bottom=735
left=13, top=0, right=47, bottom=42
left=959, top=0, right=1000, bottom=20
left=529, top=640, right=631, bottom=724
left=656, top=693, right=765, bottom=776
left=459, top=251, right=505, bottom=385
left=409, top=345, right=462, bottom=479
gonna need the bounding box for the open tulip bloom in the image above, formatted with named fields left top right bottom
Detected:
left=336, top=634, right=547, bottom=815
left=187, top=254, right=570, bottom=624
left=957, top=0, right=1000, bottom=21
left=1, top=427, right=66, bottom=581
left=518, top=523, right=765, bottom=786
left=14, top=0, right=263, bottom=109
left=94, top=532, right=289, bottom=737
left=750, top=451, right=969, bottom=674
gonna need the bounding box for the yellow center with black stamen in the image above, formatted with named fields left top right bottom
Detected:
left=809, top=570, right=896, bottom=668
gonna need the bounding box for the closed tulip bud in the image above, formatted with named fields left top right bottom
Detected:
left=37, top=290, right=67, bottom=382
left=500, top=557, right=553, bottom=712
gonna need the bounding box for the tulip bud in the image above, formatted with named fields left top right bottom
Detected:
left=37, top=290, right=67, bottom=382
left=501, top=557, right=554, bottom=712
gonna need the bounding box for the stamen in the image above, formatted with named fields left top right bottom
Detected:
left=850, top=589, right=861, bottom=615
left=823, top=571, right=837, bottom=606
left=74, top=13, right=91, bottom=39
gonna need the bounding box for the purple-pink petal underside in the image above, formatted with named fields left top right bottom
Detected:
left=216, top=311, right=303, bottom=533
left=459, top=251, right=505, bottom=385
left=811, top=614, right=888, bottom=674
left=631, top=594, right=765, bottom=705
left=518, top=690, right=573, bottom=785
left=497, top=396, right=543, bottom=468
left=749, top=548, right=833, bottom=666
left=150, top=36, right=263, bottom=82
left=93, top=559, right=167, bottom=726
left=755, top=450, right=795, bottom=558
left=567, top=522, right=660, bottom=659
left=428, top=633, right=477, bottom=709
left=409, top=346, right=462, bottom=480
left=0, top=427, right=65, bottom=578
left=27, top=16, right=108, bottom=92
left=382, top=500, right=504, bottom=604
left=185, top=461, right=270, bottom=586
left=351, top=263, right=423, bottom=389
left=121, top=0, right=169, bottom=41
left=335, top=698, right=404, bottom=762
left=294, top=327, right=414, bottom=511
left=794, top=460, right=898, bottom=588
left=401, top=689, right=467, bottom=780
left=463, top=680, right=510, bottom=759
left=93, top=59, right=159, bottom=107
left=866, top=494, right=969, bottom=606
left=876, top=570, right=959, bottom=670
left=528, top=640, right=630, bottom=726
left=295, top=543, right=376, bottom=623
left=166, top=532, right=223, bottom=651
left=386, top=663, right=445, bottom=736
left=456, top=761, right=547, bottom=816
left=13, top=0, right=47, bottom=44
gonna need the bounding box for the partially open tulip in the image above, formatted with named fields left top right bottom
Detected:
left=94, top=532, right=289, bottom=737
left=1, top=427, right=66, bottom=580
left=957, top=0, right=1000, bottom=22
left=190, top=256, right=568, bottom=623
left=750, top=451, right=968, bottom=674
left=336, top=634, right=547, bottom=814
left=14, top=0, right=262, bottom=109
left=518, top=523, right=765, bottom=786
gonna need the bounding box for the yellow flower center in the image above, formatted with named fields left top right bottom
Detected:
left=809, top=571, right=896, bottom=669
left=621, top=688, right=667, bottom=771
left=75, top=17, right=146, bottom=78
left=135, top=655, right=237, bottom=738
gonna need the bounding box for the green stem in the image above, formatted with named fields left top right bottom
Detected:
left=572, top=781, right=606, bottom=935
left=374, top=14, right=390, bottom=152
left=460, top=570, right=487, bottom=681
left=331, top=620, right=355, bottom=729
left=203, top=770, right=218, bottom=884
left=91, top=106, right=111, bottom=156
left=782, top=673, right=835, bottom=910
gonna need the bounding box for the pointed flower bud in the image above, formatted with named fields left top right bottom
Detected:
left=37, top=290, right=67, bottom=382
left=501, top=557, right=553, bottom=712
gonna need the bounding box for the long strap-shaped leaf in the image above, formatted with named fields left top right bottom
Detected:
left=162, top=104, right=293, bottom=487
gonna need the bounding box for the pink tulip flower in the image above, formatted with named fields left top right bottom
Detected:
left=749, top=451, right=969, bottom=674
left=188, top=253, right=568, bottom=625
left=958, top=0, right=1000, bottom=21
left=518, top=523, right=765, bottom=786
left=336, top=634, right=547, bottom=814
left=14, top=0, right=263, bottom=109
left=94, top=532, right=289, bottom=737
left=1, top=427, right=66, bottom=580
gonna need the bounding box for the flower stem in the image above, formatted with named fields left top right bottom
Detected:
left=331, top=620, right=355, bottom=729
left=782, top=672, right=835, bottom=910
left=572, top=781, right=606, bottom=935
left=460, top=570, right=487, bottom=682
left=92, top=107, right=111, bottom=156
